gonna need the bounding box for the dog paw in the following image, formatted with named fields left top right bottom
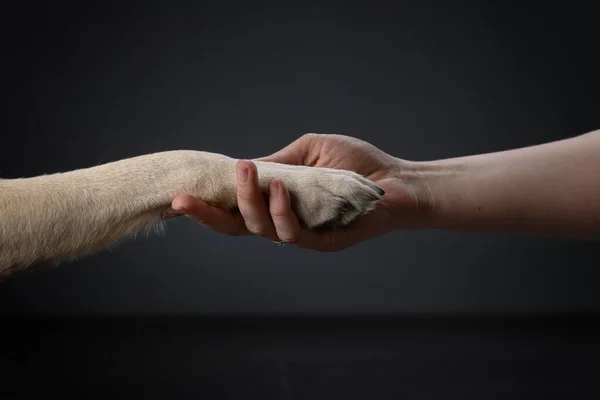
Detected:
left=278, top=167, right=385, bottom=229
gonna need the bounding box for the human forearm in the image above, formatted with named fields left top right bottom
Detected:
left=402, top=130, right=600, bottom=238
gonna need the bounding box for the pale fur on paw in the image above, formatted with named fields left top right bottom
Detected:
left=254, top=162, right=385, bottom=229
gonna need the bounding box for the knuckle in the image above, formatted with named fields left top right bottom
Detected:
left=279, top=235, right=300, bottom=244
left=245, top=223, right=267, bottom=236
left=300, top=132, right=320, bottom=143
left=270, top=206, right=290, bottom=218
left=237, top=189, right=259, bottom=203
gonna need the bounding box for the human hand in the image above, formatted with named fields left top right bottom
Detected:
left=172, top=134, right=430, bottom=251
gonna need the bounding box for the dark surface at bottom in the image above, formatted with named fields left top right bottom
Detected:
left=1, top=315, right=599, bottom=399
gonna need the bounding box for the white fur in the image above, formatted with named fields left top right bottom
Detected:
left=0, top=150, right=383, bottom=275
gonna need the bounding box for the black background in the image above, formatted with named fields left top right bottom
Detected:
left=1, top=1, right=599, bottom=397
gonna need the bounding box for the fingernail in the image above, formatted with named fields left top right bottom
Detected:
left=171, top=201, right=187, bottom=213
left=270, top=180, right=279, bottom=198
left=237, top=163, right=248, bottom=183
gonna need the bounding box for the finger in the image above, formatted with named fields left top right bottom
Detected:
left=255, top=147, right=303, bottom=165
left=268, top=180, right=302, bottom=243
left=172, top=194, right=250, bottom=236
left=254, top=133, right=322, bottom=165
left=236, top=160, right=279, bottom=240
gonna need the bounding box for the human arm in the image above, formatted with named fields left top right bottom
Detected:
left=417, top=129, right=600, bottom=239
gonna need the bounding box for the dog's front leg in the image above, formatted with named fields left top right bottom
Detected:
left=0, top=150, right=237, bottom=274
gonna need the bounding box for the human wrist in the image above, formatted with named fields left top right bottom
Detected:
left=389, top=157, right=470, bottom=231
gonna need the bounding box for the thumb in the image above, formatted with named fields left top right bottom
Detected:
left=253, top=137, right=309, bottom=165
left=253, top=148, right=301, bottom=165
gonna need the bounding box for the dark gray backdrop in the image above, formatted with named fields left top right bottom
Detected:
left=1, top=1, right=598, bottom=315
